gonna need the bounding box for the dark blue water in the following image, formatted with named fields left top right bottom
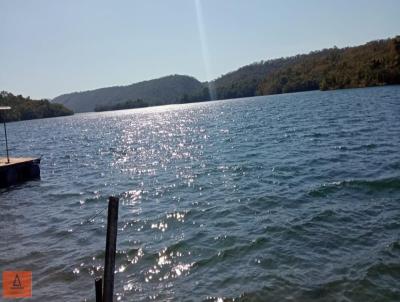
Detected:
left=1, top=86, right=400, bottom=301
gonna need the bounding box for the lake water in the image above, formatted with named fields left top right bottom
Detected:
left=1, top=86, right=400, bottom=301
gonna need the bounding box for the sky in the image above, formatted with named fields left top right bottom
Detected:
left=0, top=0, right=399, bottom=99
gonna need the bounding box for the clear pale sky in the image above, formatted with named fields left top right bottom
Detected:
left=1, top=0, right=399, bottom=99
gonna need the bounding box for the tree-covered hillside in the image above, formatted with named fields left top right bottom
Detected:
left=179, top=58, right=300, bottom=103
left=212, top=57, right=301, bottom=99
left=52, top=36, right=400, bottom=111
left=52, top=75, right=204, bottom=112
left=183, top=36, right=400, bottom=102
left=95, top=99, right=149, bottom=112
left=258, top=37, right=400, bottom=95
left=0, top=91, right=73, bottom=122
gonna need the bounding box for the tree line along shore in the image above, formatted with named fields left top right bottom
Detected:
left=62, top=36, right=400, bottom=113
left=0, top=91, right=73, bottom=122
left=3, top=36, right=400, bottom=118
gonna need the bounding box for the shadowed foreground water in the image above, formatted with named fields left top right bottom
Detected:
left=1, top=86, right=400, bottom=301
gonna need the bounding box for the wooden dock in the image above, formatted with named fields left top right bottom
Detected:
left=0, top=157, right=41, bottom=187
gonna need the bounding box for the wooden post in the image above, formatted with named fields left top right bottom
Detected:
left=103, top=196, right=119, bottom=302
left=3, top=120, right=9, bottom=163
left=95, top=277, right=103, bottom=302
left=0, top=107, right=11, bottom=164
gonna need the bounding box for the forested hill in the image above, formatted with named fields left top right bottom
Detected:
left=257, top=37, right=400, bottom=95
left=52, top=75, right=204, bottom=112
left=52, top=36, right=400, bottom=112
left=185, top=36, right=400, bottom=102
left=0, top=91, right=73, bottom=122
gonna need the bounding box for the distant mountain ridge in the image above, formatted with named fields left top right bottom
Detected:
left=53, top=36, right=400, bottom=112
left=52, top=75, right=203, bottom=112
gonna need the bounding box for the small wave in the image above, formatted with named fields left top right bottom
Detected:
left=335, top=143, right=380, bottom=152
left=308, top=132, right=326, bottom=138
left=194, top=237, right=269, bottom=269
left=365, top=260, right=400, bottom=281
left=309, top=177, right=400, bottom=197
left=309, top=209, right=337, bottom=222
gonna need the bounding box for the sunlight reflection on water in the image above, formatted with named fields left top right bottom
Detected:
left=1, top=87, right=400, bottom=301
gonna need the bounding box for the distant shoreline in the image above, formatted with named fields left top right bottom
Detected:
left=81, top=84, right=400, bottom=114
left=52, top=36, right=400, bottom=113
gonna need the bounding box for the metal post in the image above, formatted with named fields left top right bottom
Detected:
left=3, top=121, right=9, bottom=163
left=103, top=196, right=119, bottom=302
left=95, top=277, right=103, bottom=302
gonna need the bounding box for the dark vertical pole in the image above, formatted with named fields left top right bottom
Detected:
left=3, top=121, right=9, bottom=163
left=103, top=196, right=119, bottom=302
left=95, top=277, right=103, bottom=302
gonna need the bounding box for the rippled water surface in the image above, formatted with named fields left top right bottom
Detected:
left=1, top=86, right=400, bottom=301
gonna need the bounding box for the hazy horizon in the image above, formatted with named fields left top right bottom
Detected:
left=1, top=0, right=399, bottom=99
